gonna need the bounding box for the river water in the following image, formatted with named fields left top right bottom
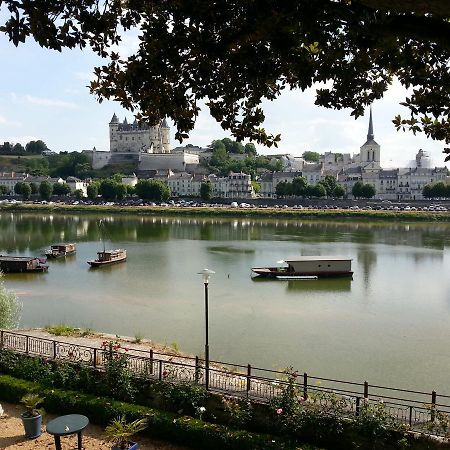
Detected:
left=1, top=212, right=450, bottom=393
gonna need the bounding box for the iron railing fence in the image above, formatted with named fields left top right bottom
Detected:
left=1, top=330, right=448, bottom=435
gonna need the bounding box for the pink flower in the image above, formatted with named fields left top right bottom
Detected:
left=276, top=408, right=283, bottom=415
left=299, top=397, right=305, bottom=402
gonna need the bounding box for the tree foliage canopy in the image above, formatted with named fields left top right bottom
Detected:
left=135, top=179, right=171, bottom=201
left=39, top=180, right=53, bottom=201
left=2, top=1, right=449, bottom=148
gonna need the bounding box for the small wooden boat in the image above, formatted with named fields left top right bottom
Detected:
left=252, top=256, right=353, bottom=279
left=87, top=249, right=127, bottom=267
left=0, top=255, right=48, bottom=273
left=45, top=243, right=76, bottom=258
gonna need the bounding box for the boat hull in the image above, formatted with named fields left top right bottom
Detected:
left=87, top=256, right=127, bottom=267
left=251, top=267, right=353, bottom=279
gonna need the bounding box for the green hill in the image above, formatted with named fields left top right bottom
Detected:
left=0, top=155, right=42, bottom=173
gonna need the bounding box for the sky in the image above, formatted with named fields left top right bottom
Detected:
left=0, top=29, right=447, bottom=169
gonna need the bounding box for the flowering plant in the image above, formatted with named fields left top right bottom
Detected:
left=101, top=340, right=136, bottom=401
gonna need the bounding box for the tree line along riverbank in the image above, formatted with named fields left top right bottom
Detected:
left=1, top=202, right=450, bottom=222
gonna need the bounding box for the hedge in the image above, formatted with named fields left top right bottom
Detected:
left=0, top=374, right=312, bottom=450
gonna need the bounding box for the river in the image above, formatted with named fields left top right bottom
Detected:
left=1, top=212, right=450, bottom=393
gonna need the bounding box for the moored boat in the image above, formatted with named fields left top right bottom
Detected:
left=251, top=256, right=353, bottom=279
left=45, top=243, right=76, bottom=258
left=87, top=249, right=127, bottom=267
left=0, top=255, right=48, bottom=273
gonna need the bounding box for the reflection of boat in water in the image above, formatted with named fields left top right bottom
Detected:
left=45, top=243, right=76, bottom=258
left=0, top=255, right=48, bottom=273
left=251, top=276, right=352, bottom=292
left=252, top=256, right=353, bottom=279
left=87, top=249, right=127, bottom=267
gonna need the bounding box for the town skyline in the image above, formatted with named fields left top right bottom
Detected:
left=0, top=37, right=447, bottom=170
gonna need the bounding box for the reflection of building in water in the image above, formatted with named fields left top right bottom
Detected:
left=357, top=249, right=377, bottom=288
left=285, top=278, right=352, bottom=292
left=412, top=252, right=444, bottom=264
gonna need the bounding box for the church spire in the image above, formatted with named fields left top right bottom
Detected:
left=367, top=107, right=374, bottom=141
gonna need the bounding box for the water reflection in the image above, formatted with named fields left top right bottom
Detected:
left=1, top=213, right=450, bottom=252
left=252, top=276, right=352, bottom=292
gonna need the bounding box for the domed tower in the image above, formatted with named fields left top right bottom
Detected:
left=109, top=113, right=120, bottom=152
left=359, top=107, right=380, bottom=167
left=416, top=149, right=431, bottom=168
left=161, top=118, right=170, bottom=153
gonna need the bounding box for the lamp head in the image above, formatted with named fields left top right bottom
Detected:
left=198, top=268, right=215, bottom=284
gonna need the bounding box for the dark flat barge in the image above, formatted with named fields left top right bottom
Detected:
left=0, top=255, right=48, bottom=273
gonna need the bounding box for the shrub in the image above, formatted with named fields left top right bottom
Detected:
left=0, top=374, right=303, bottom=450
left=0, top=273, right=22, bottom=328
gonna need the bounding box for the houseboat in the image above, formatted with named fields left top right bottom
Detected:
left=87, top=249, right=127, bottom=267
left=0, top=256, right=48, bottom=273
left=45, top=243, right=76, bottom=258
left=251, top=256, right=353, bottom=279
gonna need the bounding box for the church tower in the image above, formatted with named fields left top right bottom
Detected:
left=359, top=107, right=381, bottom=168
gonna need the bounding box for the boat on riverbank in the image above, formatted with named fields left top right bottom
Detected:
left=0, top=255, right=48, bottom=273
left=45, top=243, right=76, bottom=258
left=251, top=256, right=353, bottom=279
left=87, top=249, right=127, bottom=267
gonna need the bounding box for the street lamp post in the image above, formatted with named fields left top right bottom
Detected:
left=198, top=268, right=215, bottom=390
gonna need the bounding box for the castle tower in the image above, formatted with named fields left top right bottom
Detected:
left=359, top=107, right=380, bottom=167
left=109, top=113, right=120, bottom=152
left=108, top=113, right=171, bottom=154
left=161, top=118, right=170, bottom=153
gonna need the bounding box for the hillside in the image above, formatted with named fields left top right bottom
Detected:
left=0, top=155, right=43, bottom=173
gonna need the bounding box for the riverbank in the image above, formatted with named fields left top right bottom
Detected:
left=1, top=202, right=450, bottom=222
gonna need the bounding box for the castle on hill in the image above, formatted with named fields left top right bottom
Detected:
left=90, top=115, right=199, bottom=172
left=109, top=113, right=170, bottom=154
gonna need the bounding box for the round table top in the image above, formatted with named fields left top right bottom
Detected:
left=46, top=414, right=89, bottom=436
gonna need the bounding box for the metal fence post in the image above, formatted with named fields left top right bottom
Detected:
left=364, top=381, right=369, bottom=400
left=53, top=340, right=57, bottom=359
left=93, top=348, right=97, bottom=368
left=195, top=356, right=199, bottom=383
left=303, top=372, right=308, bottom=400
left=431, top=391, right=437, bottom=422
left=246, top=364, right=251, bottom=395
left=355, top=397, right=360, bottom=416
left=158, top=360, right=163, bottom=380
left=25, top=335, right=29, bottom=354
left=150, top=349, right=154, bottom=375
left=409, top=405, right=413, bottom=426
left=0, top=330, right=3, bottom=350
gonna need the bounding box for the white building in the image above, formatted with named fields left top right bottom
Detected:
left=66, top=176, right=89, bottom=197
left=139, top=152, right=199, bottom=173
left=212, top=172, right=255, bottom=199
left=0, top=172, right=27, bottom=194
